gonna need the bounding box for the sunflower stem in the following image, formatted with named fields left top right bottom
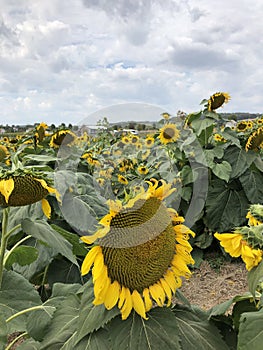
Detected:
left=5, top=332, right=28, bottom=350
left=3, top=234, right=32, bottom=267
left=0, top=208, right=10, bottom=288
left=5, top=305, right=45, bottom=324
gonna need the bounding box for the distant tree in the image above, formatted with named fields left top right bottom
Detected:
left=128, top=122, right=136, bottom=129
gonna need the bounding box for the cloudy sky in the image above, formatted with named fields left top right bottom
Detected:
left=1, top=0, right=263, bottom=125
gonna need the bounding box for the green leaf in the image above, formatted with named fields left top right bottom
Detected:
left=74, top=328, right=111, bottom=350
left=75, top=280, right=119, bottom=344
left=191, top=118, right=215, bottom=136
left=16, top=339, right=41, bottom=349
left=239, top=168, right=263, bottom=204
left=51, top=283, right=82, bottom=298
left=0, top=270, right=41, bottom=334
left=174, top=305, right=229, bottom=350
left=5, top=246, right=39, bottom=269
left=211, top=161, right=232, bottom=182
left=108, top=308, right=181, bottom=350
left=21, top=219, right=77, bottom=265
left=248, top=259, right=263, bottom=297
left=209, top=293, right=253, bottom=318
left=47, top=258, right=82, bottom=286
left=23, top=154, right=57, bottom=162
left=27, top=306, right=56, bottom=341
left=237, top=308, right=263, bottom=350
left=0, top=314, right=7, bottom=350
left=206, top=179, right=248, bottom=232
left=40, top=294, right=80, bottom=349
left=224, top=146, right=257, bottom=178
left=51, top=224, right=87, bottom=256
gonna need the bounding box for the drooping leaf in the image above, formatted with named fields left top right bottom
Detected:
left=108, top=308, right=181, bottom=350
left=0, top=270, right=41, bottom=334
left=239, top=168, right=263, bottom=204
left=40, top=294, right=80, bottom=349
left=0, top=314, right=7, bottom=350
left=173, top=305, right=229, bottom=350
left=210, top=161, right=232, bottom=182
left=223, top=146, right=257, bottom=178
left=26, top=306, right=56, bottom=341
left=205, top=179, right=248, bottom=232
left=51, top=224, right=87, bottom=256
left=47, top=258, right=82, bottom=286
left=247, top=259, right=263, bottom=297
left=5, top=245, right=39, bottom=269
left=75, top=280, right=119, bottom=344
left=21, top=219, right=77, bottom=265
left=237, top=308, right=263, bottom=350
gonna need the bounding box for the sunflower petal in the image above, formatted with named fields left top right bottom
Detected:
left=41, top=198, right=51, bottom=218
left=131, top=290, right=147, bottom=319
left=81, top=246, right=101, bottom=276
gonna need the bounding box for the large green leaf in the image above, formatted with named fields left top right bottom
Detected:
left=239, top=168, right=263, bottom=204
left=51, top=224, right=87, bottom=256
left=247, top=259, right=263, bottom=297
left=0, top=270, right=41, bottom=333
left=211, top=161, right=232, bottom=182
left=17, top=339, right=41, bottom=349
left=223, top=146, right=257, bottom=178
left=174, top=305, right=229, bottom=350
left=73, top=328, right=111, bottom=350
left=40, top=294, right=80, bottom=350
left=0, top=314, right=7, bottom=350
left=237, top=308, right=263, bottom=350
left=108, top=308, right=181, bottom=350
left=5, top=245, right=39, bottom=269
left=26, top=306, right=56, bottom=341
left=47, top=258, right=82, bottom=286
left=75, top=280, right=119, bottom=344
left=205, top=179, right=248, bottom=232
left=21, top=219, right=77, bottom=265
left=13, top=240, right=58, bottom=282
left=191, top=118, right=215, bottom=136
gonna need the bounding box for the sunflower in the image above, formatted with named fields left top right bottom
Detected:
left=214, top=232, right=262, bottom=271
left=137, top=165, right=149, bottom=175
left=81, top=179, right=195, bottom=320
left=145, top=136, right=155, bottom=148
left=0, top=173, right=60, bottom=218
left=245, top=127, right=263, bottom=151
left=161, top=112, right=171, bottom=120
left=121, top=136, right=130, bottom=144
left=207, top=92, right=231, bottom=111
left=0, top=145, right=10, bottom=164
left=236, top=121, right=248, bottom=132
left=117, top=174, right=129, bottom=185
left=130, top=135, right=140, bottom=145
left=159, top=124, right=180, bottom=145
left=213, top=134, right=226, bottom=142
left=49, top=129, right=76, bottom=148
left=36, top=122, right=48, bottom=142
left=246, top=204, right=263, bottom=226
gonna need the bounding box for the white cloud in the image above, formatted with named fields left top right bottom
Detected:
left=0, top=0, right=263, bottom=125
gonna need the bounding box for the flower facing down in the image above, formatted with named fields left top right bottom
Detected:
left=0, top=174, right=60, bottom=218
left=81, top=179, right=195, bottom=320
left=214, top=232, right=262, bottom=271
left=245, top=127, right=263, bottom=152
left=207, top=92, right=231, bottom=111
left=49, top=129, right=77, bottom=148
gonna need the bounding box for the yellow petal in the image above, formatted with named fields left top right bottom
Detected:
left=149, top=283, right=165, bottom=307
left=81, top=246, right=101, bottom=276
left=93, top=271, right=110, bottom=305
left=159, top=278, right=172, bottom=306
left=120, top=288, right=133, bottom=320
left=0, top=178, right=14, bottom=203
left=142, top=288, right=153, bottom=312
left=118, top=285, right=126, bottom=309
left=41, top=198, right=51, bottom=218
left=104, top=280, right=121, bottom=310
left=131, top=290, right=147, bottom=319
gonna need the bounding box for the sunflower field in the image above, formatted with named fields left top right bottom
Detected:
left=1, top=93, right=263, bottom=349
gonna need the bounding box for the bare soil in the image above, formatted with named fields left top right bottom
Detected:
left=180, top=259, right=248, bottom=310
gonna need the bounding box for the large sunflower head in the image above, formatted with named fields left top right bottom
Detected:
left=81, top=179, right=195, bottom=320
left=245, top=126, right=263, bottom=151
left=207, top=92, right=231, bottom=111
left=158, top=123, right=180, bottom=145
left=0, top=171, right=60, bottom=218
left=236, top=121, right=248, bottom=132
left=49, top=129, right=77, bottom=148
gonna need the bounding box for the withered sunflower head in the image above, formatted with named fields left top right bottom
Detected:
left=245, top=127, right=263, bottom=151
left=50, top=130, right=76, bottom=148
